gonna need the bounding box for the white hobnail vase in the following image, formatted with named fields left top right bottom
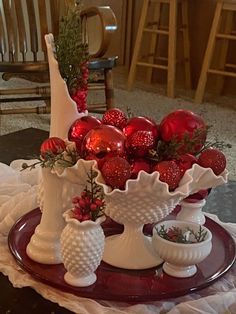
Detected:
left=176, top=199, right=207, bottom=225
left=95, top=164, right=228, bottom=270
left=152, top=220, right=212, bottom=278
left=60, top=210, right=105, bottom=287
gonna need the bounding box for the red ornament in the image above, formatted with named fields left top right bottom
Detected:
left=127, top=130, right=155, bottom=157
left=198, top=148, right=226, bottom=175
left=123, top=116, right=159, bottom=141
left=159, top=109, right=207, bottom=154
left=71, top=87, right=88, bottom=113
left=130, top=158, right=152, bottom=179
left=40, top=137, right=66, bottom=159
left=101, top=156, right=131, bottom=189
left=84, top=154, right=106, bottom=170
left=102, top=108, right=128, bottom=129
left=176, top=153, right=198, bottom=176
left=81, top=125, right=126, bottom=165
left=153, top=160, right=182, bottom=191
left=71, top=62, right=89, bottom=113
left=68, top=116, right=101, bottom=153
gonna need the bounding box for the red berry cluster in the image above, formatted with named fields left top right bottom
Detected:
left=71, top=62, right=89, bottom=113
left=71, top=191, right=105, bottom=222
left=71, top=169, right=105, bottom=222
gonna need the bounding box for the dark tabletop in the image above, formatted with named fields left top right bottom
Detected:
left=0, top=128, right=235, bottom=313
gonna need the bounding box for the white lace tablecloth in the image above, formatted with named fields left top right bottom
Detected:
left=1, top=160, right=236, bottom=314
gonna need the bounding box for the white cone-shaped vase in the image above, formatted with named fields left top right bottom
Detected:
left=26, top=34, right=88, bottom=264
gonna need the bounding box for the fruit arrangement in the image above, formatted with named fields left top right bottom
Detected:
left=39, top=108, right=227, bottom=192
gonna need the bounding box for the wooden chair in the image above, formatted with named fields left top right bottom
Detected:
left=127, top=0, right=191, bottom=98
left=0, top=0, right=117, bottom=115
left=195, top=0, right=236, bottom=103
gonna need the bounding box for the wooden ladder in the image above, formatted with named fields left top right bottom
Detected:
left=195, top=0, right=236, bottom=103
left=127, top=0, right=191, bottom=98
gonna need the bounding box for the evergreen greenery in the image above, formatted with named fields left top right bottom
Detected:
left=55, top=4, right=90, bottom=94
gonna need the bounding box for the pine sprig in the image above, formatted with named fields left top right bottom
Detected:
left=148, top=128, right=207, bottom=162
left=21, top=147, right=80, bottom=171
left=55, top=4, right=90, bottom=94
left=199, top=139, right=232, bottom=153
left=156, top=224, right=207, bottom=243
left=86, top=168, right=104, bottom=202
left=188, top=226, right=208, bottom=243
left=126, top=107, right=134, bottom=119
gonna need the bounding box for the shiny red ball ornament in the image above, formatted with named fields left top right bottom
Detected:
left=81, top=125, right=126, bottom=164
left=153, top=160, right=182, bottom=191
left=198, top=147, right=226, bottom=175
left=102, top=108, right=128, bottom=129
left=40, top=137, right=66, bottom=159
left=68, top=116, right=101, bottom=153
left=159, top=109, right=207, bottom=154
left=101, top=156, right=131, bottom=189
left=127, top=130, right=155, bottom=157
left=123, top=116, right=159, bottom=141
left=130, top=158, right=152, bottom=179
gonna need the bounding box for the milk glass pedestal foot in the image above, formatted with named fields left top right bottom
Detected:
left=103, top=223, right=162, bottom=269
left=163, top=262, right=197, bottom=277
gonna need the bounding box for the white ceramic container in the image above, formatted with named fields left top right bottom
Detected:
left=60, top=210, right=105, bottom=287
left=176, top=199, right=206, bottom=225
left=152, top=220, right=212, bottom=278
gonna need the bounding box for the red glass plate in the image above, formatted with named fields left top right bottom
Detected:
left=8, top=208, right=236, bottom=302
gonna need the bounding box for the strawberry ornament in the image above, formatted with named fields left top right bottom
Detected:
left=153, top=160, right=182, bottom=191
left=123, top=116, right=159, bottom=141
left=102, top=108, right=128, bottom=129
left=101, top=156, right=131, bottom=189
left=198, top=148, right=226, bottom=175
left=159, top=109, right=207, bottom=155
left=127, top=130, right=155, bottom=157
left=40, top=137, right=66, bottom=159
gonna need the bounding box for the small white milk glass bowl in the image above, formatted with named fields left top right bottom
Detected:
left=152, top=220, right=212, bottom=278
